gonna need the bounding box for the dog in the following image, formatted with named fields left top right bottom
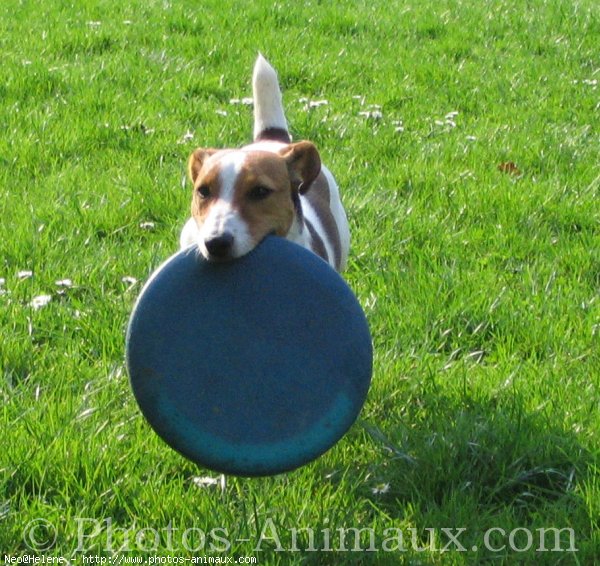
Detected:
left=179, top=55, right=350, bottom=272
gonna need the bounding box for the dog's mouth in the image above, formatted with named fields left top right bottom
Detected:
left=203, top=252, right=234, bottom=263
left=199, top=241, right=246, bottom=263
left=200, top=247, right=236, bottom=263
left=199, top=230, right=276, bottom=263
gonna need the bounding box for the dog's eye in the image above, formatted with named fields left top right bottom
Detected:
left=196, top=185, right=211, bottom=199
left=247, top=186, right=273, bottom=201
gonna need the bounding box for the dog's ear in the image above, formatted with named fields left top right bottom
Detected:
left=188, top=148, right=218, bottom=183
left=280, top=141, right=321, bottom=195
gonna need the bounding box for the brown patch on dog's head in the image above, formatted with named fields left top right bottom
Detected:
left=188, top=148, right=219, bottom=184
left=185, top=142, right=322, bottom=260
left=232, top=151, right=296, bottom=241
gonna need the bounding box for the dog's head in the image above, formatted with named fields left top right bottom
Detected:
left=187, top=142, right=321, bottom=261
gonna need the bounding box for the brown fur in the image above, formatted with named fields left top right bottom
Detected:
left=304, top=172, right=342, bottom=269
left=232, top=152, right=296, bottom=240
left=187, top=143, right=322, bottom=251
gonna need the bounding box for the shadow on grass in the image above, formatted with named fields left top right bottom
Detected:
left=353, top=391, right=590, bottom=563
left=250, top=389, right=592, bottom=565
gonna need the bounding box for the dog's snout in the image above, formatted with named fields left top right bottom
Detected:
left=205, top=233, right=234, bottom=259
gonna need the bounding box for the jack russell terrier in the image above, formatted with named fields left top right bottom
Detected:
left=179, top=55, right=350, bottom=272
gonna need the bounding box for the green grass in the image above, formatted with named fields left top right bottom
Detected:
left=1, top=0, right=599, bottom=563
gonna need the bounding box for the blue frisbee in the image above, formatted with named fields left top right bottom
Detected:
left=126, top=236, right=372, bottom=477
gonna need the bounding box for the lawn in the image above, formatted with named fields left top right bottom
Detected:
left=1, top=0, right=599, bottom=563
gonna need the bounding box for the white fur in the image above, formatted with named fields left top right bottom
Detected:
left=202, top=153, right=251, bottom=257
left=179, top=217, right=199, bottom=249
left=184, top=152, right=255, bottom=259
left=252, top=54, right=288, bottom=139
left=180, top=55, right=350, bottom=271
left=321, top=166, right=350, bottom=270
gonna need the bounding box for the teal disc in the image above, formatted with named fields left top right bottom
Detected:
left=126, top=236, right=372, bottom=476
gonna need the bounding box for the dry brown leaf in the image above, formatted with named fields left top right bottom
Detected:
left=498, top=162, right=522, bottom=176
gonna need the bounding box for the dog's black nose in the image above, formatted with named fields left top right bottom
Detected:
left=205, top=233, right=234, bottom=258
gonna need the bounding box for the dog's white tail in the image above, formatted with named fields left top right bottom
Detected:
left=252, top=54, right=291, bottom=144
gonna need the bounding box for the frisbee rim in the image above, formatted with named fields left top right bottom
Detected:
left=126, top=236, right=372, bottom=476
